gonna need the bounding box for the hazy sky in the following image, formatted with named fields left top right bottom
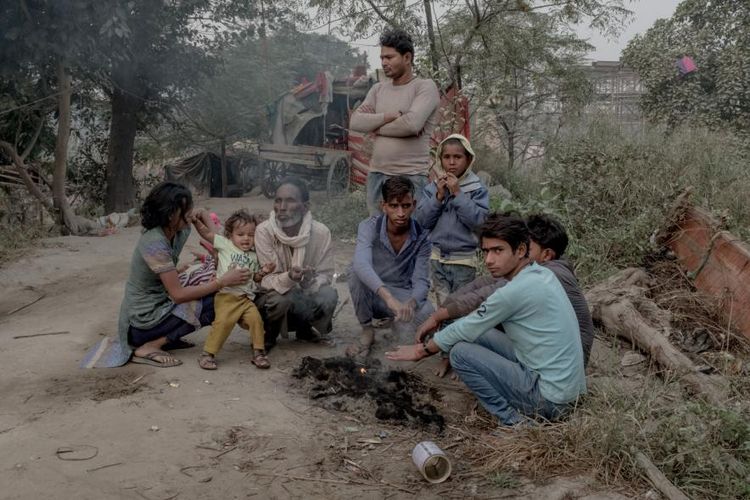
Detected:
left=578, top=0, right=681, bottom=61
left=353, top=0, right=682, bottom=68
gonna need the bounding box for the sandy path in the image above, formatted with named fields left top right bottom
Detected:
left=0, top=192, right=618, bottom=500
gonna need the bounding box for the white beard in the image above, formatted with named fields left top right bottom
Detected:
left=277, top=211, right=303, bottom=229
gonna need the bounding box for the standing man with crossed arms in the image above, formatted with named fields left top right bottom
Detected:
left=350, top=28, right=440, bottom=216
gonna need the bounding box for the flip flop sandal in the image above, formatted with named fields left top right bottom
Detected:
left=131, top=350, right=182, bottom=367
left=162, top=339, right=195, bottom=351
left=198, top=353, right=217, bottom=370
left=251, top=352, right=270, bottom=369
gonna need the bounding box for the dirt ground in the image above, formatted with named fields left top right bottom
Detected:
left=0, top=192, right=628, bottom=500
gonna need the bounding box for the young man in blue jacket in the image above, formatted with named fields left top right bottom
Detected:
left=346, top=176, right=434, bottom=358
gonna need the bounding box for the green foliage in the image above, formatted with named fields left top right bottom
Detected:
left=308, top=0, right=424, bottom=39
left=450, top=8, right=595, bottom=169
left=489, top=186, right=559, bottom=218
left=0, top=81, right=57, bottom=167
left=653, top=402, right=750, bottom=496
left=542, top=135, right=670, bottom=282
left=488, top=471, right=521, bottom=489
left=496, top=118, right=750, bottom=285
left=309, top=0, right=632, bottom=51
left=169, top=30, right=365, bottom=152
left=470, top=143, right=508, bottom=181
left=495, top=373, right=750, bottom=498
left=582, top=378, right=750, bottom=498
left=67, top=150, right=107, bottom=214
left=623, top=0, right=750, bottom=133
left=0, top=0, right=289, bottom=211
left=310, top=1, right=631, bottom=170
left=471, top=143, right=539, bottom=204
left=314, top=189, right=368, bottom=240
left=66, top=104, right=111, bottom=214
left=273, top=31, right=367, bottom=81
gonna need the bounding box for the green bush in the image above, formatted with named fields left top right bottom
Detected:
left=472, top=142, right=540, bottom=201
left=314, top=188, right=369, bottom=241
left=501, top=119, right=750, bottom=284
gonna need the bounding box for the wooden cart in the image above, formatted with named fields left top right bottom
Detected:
left=258, top=143, right=351, bottom=199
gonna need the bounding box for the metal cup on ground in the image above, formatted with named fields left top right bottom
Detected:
left=411, top=441, right=452, bottom=483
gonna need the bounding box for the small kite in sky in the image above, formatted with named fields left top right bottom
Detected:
left=676, top=56, right=697, bottom=76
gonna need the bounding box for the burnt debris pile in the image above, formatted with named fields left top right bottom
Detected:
left=293, top=356, right=444, bottom=431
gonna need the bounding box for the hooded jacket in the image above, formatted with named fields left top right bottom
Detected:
left=415, top=134, right=489, bottom=262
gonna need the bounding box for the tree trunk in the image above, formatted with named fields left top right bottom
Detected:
left=423, top=0, right=439, bottom=74
left=105, top=65, right=142, bottom=213
left=53, top=62, right=72, bottom=226
left=507, top=132, right=516, bottom=170
left=220, top=138, right=227, bottom=197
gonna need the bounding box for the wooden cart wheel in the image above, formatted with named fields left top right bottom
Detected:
left=261, top=160, right=286, bottom=199
left=326, top=157, right=350, bottom=197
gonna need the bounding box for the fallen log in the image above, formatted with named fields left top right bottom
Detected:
left=632, top=449, right=690, bottom=500
left=586, top=268, right=726, bottom=406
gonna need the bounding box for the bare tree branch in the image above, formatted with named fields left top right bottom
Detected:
left=0, top=140, right=53, bottom=210
left=20, top=113, right=44, bottom=161
left=19, top=0, right=33, bottom=22
left=52, top=62, right=72, bottom=224
left=433, top=6, right=459, bottom=84
left=362, top=0, right=401, bottom=28
left=14, top=115, right=23, bottom=151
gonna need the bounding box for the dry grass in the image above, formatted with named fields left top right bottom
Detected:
left=457, top=373, right=750, bottom=499
left=0, top=187, right=49, bottom=266
left=0, top=222, right=46, bottom=267
left=646, top=257, right=750, bottom=354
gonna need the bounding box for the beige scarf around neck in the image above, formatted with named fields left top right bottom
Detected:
left=267, top=210, right=312, bottom=268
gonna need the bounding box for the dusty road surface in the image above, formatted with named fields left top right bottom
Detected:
left=0, top=192, right=623, bottom=500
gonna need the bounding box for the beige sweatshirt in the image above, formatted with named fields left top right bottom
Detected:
left=255, top=218, right=335, bottom=295
left=350, top=78, right=440, bottom=176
